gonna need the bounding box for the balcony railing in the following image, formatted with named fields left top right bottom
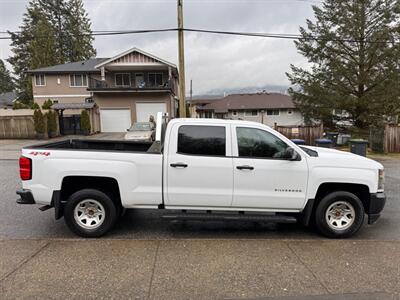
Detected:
left=88, top=77, right=175, bottom=93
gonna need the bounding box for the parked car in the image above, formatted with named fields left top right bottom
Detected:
left=16, top=115, right=385, bottom=238
left=124, top=122, right=155, bottom=142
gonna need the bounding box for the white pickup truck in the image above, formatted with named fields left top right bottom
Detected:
left=17, top=115, right=386, bottom=238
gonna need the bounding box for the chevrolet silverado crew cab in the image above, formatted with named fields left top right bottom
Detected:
left=17, top=114, right=386, bottom=238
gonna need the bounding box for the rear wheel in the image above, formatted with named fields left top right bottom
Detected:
left=64, top=189, right=118, bottom=238
left=315, top=191, right=365, bottom=238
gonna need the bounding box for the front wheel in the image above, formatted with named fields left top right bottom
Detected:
left=315, top=191, right=365, bottom=238
left=64, top=189, right=118, bottom=238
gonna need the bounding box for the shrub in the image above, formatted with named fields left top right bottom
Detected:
left=46, top=111, right=57, bottom=134
left=33, top=109, right=46, bottom=134
left=31, top=102, right=40, bottom=109
left=12, top=101, right=29, bottom=110
left=42, top=99, right=53, bottom=109
left=80, top=110, right=91, bottom=133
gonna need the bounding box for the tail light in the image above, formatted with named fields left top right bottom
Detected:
left=19, top=156, right=32, bottom=180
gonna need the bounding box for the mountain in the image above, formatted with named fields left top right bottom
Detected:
left=192, top=84, right=289, bottom=99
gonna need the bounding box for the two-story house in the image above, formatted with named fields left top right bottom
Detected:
left=28, top=47, right=179, bottom=133
left=193, top=92, right=304, bottom=127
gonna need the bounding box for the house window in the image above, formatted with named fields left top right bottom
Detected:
left=35, top=74, right=46, bottom=86
left=135, top=73, right=145, bottom=88
left=203, top=111, right=213, bottom=118
left=244, top=110, right=258, bottom=116
left=148, top=73, right=163, bottom=87
left=70, top=74, right=88, bottom=87
left=266, top=109, right=280, bottom=116
left=115, top=73, right=131, bottom=86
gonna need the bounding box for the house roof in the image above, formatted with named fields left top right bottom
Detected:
left=200, top=93, right=295, bottom=113
left=27, top=58, right=108, bottom=74
left=0, top=91, right=17, bottom=108
left=94, top=47, right=177, bottom=70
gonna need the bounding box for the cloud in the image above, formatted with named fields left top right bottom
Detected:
left=0, top=0, right=316, bottom=95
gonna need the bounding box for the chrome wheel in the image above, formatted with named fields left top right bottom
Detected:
left=325, top=201, right=355, bottom=231
left=74, top=199, right=105, bottom=230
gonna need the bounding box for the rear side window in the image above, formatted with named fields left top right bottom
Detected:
left=178, top=125, right=226, bottom=156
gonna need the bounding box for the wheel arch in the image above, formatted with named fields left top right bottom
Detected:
left=301, top=182, right=370, bottom=226
left=57, top=176, right=122, bottom=219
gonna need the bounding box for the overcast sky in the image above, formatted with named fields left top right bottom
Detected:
left=0, top=0, right=317, bottom=95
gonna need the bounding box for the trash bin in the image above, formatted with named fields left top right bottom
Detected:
left=326, top=132, right=339, bottom=146
left=291, top=139, right=305, bottom=145
left=349, top=139, right=368, bottom=157
left=337, top=134, right=351, bottom=146
left=315, top=138, right=333, bottom=148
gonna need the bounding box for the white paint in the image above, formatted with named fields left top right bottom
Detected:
left=100, top=108, right=132, bottom=132
left=136, top=102, right=166, bottom=122
left=33, top=94, right=91, bottom=98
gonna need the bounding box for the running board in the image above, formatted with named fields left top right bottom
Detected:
left=161, top=213, right=297, bottom=223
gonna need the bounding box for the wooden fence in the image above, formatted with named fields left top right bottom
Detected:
left=384, top=124, right=400, bottom=153
left=0, top=115, right=36, bottom=139
left=274, top=123, right=323, bottom=146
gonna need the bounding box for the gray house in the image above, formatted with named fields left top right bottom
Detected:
left=194, top=92, right=304, bottom=127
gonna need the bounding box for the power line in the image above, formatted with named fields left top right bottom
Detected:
left=0, top=27, right=398, bottom=44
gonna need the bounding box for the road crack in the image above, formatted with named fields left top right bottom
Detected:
left=0, top=241, right=50, bottom=283
left=147, top=240, right=161, bottom=300
left=286, top=241, right=331, bottom=294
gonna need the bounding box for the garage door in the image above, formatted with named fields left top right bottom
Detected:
left=100, top=109, right=131, bottom=132
left=136, top=102, right=167, bottom=123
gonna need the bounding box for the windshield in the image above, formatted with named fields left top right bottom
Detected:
left=128, top=122, right=153, bottom=131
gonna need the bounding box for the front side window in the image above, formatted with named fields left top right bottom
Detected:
left=236, top=127, right=288, bottom=159
left=178, top=125, right=226, bottom=156
left=115, top=73, right=130, bottom=86
left=70, top=74, right=88, bottom=87
left=35, top=74, right=46, bottom=86
left=148, top=73, right=163, bottom=87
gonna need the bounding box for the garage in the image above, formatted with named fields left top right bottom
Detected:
left=136, top=102, right=167, bottom=122
left=100, top=109, right=132, bottom=132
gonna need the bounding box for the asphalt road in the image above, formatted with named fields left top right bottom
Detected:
left=1, top=157, right=399, bottom=240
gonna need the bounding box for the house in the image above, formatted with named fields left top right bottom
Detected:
left=0, top=91, right=17, bottom=109
left=27, top=47, right=179, bottom=133
left=187, top=97, right=222, bottom=118
left=195, top=92, right=303, bottom=127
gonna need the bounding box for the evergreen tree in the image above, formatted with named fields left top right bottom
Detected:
left=0, top=59, right=15, bottom=93
left=8, top=0, right=96, bottom=103
left=286, top=0, right=400, bottom=128
left=65, top=0, right=96, bottom=61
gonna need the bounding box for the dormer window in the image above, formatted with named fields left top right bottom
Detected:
left=35, top=74, right=46, bottom=86
left=115, top=73, right=131, bottom=86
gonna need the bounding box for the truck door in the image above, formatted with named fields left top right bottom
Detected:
left=165, top=123, right=233, bottom=208
left=232, top=125, right=308, bottom=210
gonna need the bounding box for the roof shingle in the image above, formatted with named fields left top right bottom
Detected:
left=27, top=58, right=108, bottom=74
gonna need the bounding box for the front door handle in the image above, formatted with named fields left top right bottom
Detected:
left=236, top=165, right=254, bottom=170
left=170, top=162, right=188, bottom=168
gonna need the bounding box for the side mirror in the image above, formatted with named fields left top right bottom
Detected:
left=283, top=147, right=301, bottom=161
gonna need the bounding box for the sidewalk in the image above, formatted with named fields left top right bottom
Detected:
left=0, top=239, right=399, bottom=299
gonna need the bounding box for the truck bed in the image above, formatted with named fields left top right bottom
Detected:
left=25, top=139, right=161, bottom=153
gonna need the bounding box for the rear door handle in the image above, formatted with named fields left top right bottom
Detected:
left=170, top=162, right=188, bottom=168
left=236, top=165, right=254, bottom=170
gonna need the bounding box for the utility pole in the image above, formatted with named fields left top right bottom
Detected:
left=177, top=0, right=186, bottom=117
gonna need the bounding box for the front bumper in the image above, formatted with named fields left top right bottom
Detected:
left=16, top=189, right=35, bottom=204
left=367, top=192, right=386, bottom=224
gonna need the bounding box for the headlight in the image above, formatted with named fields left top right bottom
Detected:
left=378, top=169, right=384, bottom=191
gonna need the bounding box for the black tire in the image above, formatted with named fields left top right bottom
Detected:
left=315, top=191, right=365, bottom=238
left=64, top=189, right=118, bottom=238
